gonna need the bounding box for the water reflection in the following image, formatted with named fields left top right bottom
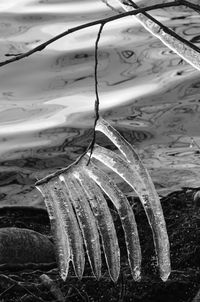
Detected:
left=0, top=0, right=200, bottom=206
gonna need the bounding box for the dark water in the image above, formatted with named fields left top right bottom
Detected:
left=0, top=0, right=200, bottom=207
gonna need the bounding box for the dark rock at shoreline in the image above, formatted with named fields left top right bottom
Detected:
left=0, top=227, right=55, bottom=265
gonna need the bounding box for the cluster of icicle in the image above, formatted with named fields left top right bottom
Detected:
left=116, top=0, right=200, bottom=71
left=36, top=118, right=170, bottom=282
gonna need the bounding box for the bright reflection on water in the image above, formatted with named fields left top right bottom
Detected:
left=0, top=0, right=200, bottom=206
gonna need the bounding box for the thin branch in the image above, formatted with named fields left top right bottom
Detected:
left=35, top=144, right=90, bottom=185
left=0, top=1, right=199, bottom=67
left=87, top=23, right=104, bottom=165
left=181, top=0, right=200, bottom=15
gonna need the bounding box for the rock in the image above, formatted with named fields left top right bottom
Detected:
left=0, top=227, right=55, bottom=264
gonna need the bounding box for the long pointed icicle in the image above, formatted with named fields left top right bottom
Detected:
left=49, top=178, right=85, bottom=279
left=36, top=183, right=71, bottom=281
left=61, top=174, right=102, bottom=280
left=83, top=158, right=141, bottom=281
left=115, top=0, right=200, bottom=71
left=95, top=119, right=170, bottom=281
left=74, top=168, right=120, bottom=282
left=90, top=139, right=170, bottom=281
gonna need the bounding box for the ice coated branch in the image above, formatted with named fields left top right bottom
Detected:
left=36, top=118, right=171, bottom=282
left=116, top=0, right=200, bottom=71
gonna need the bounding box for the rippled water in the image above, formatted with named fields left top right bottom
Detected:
left=0, top=0, right=200, bottom=206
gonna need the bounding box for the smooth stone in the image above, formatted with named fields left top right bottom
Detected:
left=0, top=227, right=55, bottom=264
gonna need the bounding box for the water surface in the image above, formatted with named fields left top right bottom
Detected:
left=0, top=0, right=200, bottom=206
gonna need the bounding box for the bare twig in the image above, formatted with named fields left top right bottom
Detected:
left=181, top=0, right=200, bottom=15
left=0, top=284, right=16, bottom=299
left=0, top=274, right=46, bottom=302
left=87, top=23, right=104, bottom=165
left=0, top=1, right=199, bottom=67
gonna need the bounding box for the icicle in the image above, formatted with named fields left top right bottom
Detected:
left=74, top=168, right=120, bottom=282
left=83, top=158, right=141, bottom=281
left=115, top=0, right=200, bottom=71
left=89, top=138, right=170, bottom=281
left=36, top=182, right=71, bottom=281
left=48, top=177, right=85, bottom=279
left=61, top=173, right=102, bottom=280
left=96, top=119, right=170, bottom=280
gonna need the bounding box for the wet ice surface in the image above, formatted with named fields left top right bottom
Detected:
left=0, top=0, right=200, bottom=206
